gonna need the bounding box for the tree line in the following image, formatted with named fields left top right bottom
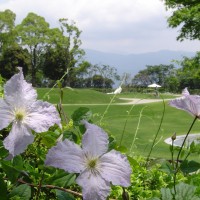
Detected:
left=128, top=52, right=200, bottom=93
left=0, top=0, right=199, bottom=93
left=0, top=10, right=119, bottom=88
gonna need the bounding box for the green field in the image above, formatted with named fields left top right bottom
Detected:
left=38, top=88, right=200, bottom=159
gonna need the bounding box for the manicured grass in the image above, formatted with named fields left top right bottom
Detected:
left=37, top=88, right=200, bottom=159
left=62, top=102, right=200, bottom=159
left=37, top=88, right=124, bottom=104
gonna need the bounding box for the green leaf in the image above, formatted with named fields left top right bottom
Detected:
left=62, top=130, right=79, bottom=143
left=52, top=173, right=76, bottom=188
left=160, top=161, right=174, bottom=174
left=46, top=169, right=76, bottom=188
left=160, top=188, right=173, bottom=200
left=115, top=145, right=128, bottom=153
left=71, top=107, right=92, bottom=125
left=40, top=131, right=58, bottom=147
left=127, top=156, right=139, bottom=167
left=55, top=190, right=75, bottom=200
left=190, top=142, right=200, bottom=154
left=0, top=140, right=9, bottom=158
left=108, top=135, right=117, bottom=151
left=12, top=155, right=24, bottom=170
left=175, top=182, right=199, bottom=200
left=180, top=160, right=200, bottom=174
left=9, top=184, right=31, bottom=200
left=1, top=161, right=20, bottom=183
left=0, top=174, right=8, bottom=200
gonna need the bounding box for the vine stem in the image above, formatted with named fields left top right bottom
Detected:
left=14, top=178, right=83, bottom=198
left=9, top=178, right=118, bottom=200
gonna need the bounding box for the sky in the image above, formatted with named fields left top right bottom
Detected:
left=1, top=0, right=200, bottom=54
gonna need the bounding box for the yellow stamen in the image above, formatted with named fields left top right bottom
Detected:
left=88, top=159, right=97, bottom=169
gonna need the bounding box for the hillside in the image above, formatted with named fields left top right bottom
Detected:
left=84, top=49, right=196, bottom=75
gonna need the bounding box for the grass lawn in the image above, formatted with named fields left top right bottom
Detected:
left=38, top=88, right=200, bottom=160
left=37, top=88, right=124, bottom=104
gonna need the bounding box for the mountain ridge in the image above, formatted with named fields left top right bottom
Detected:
left=83, top=49, right=196, bottom=75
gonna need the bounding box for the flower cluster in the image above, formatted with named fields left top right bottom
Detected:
left=0, top=68, right=131, bottom=200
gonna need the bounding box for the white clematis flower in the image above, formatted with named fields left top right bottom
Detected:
left=45, top=121, right=132, bottom=200
left=0, top=67, right=61, bottom=157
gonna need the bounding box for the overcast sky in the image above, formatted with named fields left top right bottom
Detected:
left=1, top=0, right=200, bottom=54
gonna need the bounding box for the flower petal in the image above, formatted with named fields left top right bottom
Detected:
left=3, top=123, right=34, bottom=157
left=45, top=139, right=85, bottom=173
left=82, top=121, right=108, bottom=157
left=0, top=99, right=14, bottom=130
left=169, top=95, right=200, bottom=117
left=25, top=100, right=61, bottom=132
left=76, top=170, right=110, bottom=200
left=4, top=67, right=37, bottom=106
left=100, top=150, right=132, bottom=187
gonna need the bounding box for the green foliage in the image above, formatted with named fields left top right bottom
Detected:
left=158, top=182, right=199, bottom=200
left=0, top=75, right=4, bottom=97
left=55, top=190, right=76, bottom=200
left=0, top=10, right=120, bottom=88
left=132, top=64, right=176, bottom=89
left=71, top=107, right=92, bottom=125
left=0, top=44, right=30, bottom=79
left=16, top=12, right=50, bottom=86
left=176, top=52, right=200, bottom=90
left=180, top=160, right=200, bottom=174
left=0, top=174, right=7, bottom=200
left=163, top=0, right=200, bottom=40
left=0, top=9, right=16, bottom=52
left=132, top=52, right=200, bottom=92
left=9, top=184, right=31, bottom=200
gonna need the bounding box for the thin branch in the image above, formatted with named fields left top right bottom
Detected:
left=16, top=179, right=83, bottom=198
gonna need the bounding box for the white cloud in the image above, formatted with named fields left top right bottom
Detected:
left=1, top=0, right=200, bottom=54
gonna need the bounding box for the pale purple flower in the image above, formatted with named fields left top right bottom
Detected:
left=0, top=67, right=61, bottom=157
left=169, top=87, right=200, bottom=118
left=45, top=121, right=132, bottom=200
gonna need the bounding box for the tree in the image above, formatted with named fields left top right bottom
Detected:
left=163, top=0, right=200, bottom=40
left=43, top=19, right=85, bottom=87
left=85, top=74, right=113, bottom=88
left=132, top=64, right=175, bottom=88
left=16, top=12, right=50, bottom=86
left=58, top=18, right=85, bottom=86
left=96, top=64, right=120, bottom=88
left=176, top=52, right=200, bottom=89
left=0, top=44, right=30, bottom=79
left=0, top=9, right=17, bottom=53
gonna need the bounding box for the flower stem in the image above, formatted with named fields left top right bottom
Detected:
left=145, top=98, right=165, bottom=167
left=173, top=116, right=198, bottom=195
left=175, top=116, right=197, bottom=168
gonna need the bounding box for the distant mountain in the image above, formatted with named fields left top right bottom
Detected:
left=83, top=49, right=196, bottom=76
